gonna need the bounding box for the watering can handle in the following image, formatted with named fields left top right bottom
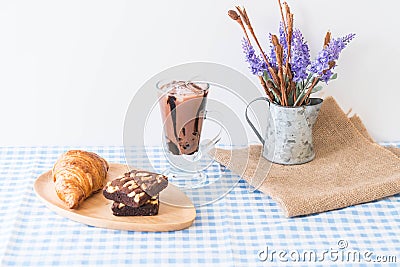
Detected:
left=245, top=97, right=270, bottom=144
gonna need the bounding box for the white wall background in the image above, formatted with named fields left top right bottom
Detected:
left=0, top=0, right=399, bottom=146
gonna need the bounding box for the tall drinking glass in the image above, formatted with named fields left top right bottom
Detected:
left=157, top=80, right=220, bottom=188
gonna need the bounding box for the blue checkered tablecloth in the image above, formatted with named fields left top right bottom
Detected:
left=1, top=145, right=400, bottom=267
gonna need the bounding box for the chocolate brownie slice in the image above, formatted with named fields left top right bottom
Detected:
left=112, top=197, right=159, bottom=216
left=103, top=175, right=151, bottom=207
left=128, top=169, right=168, bottom=196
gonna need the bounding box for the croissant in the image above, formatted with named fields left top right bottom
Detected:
left=52, top=150, right=109, bottom=209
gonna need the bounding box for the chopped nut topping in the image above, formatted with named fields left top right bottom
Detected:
left=140, top=175, right=152, bottom=181
left=134, top=192, right=145, bottom=203
left=135, top=172, right=150, bottom=177
left=127, top=191, right=136, bottom=197
left=106, top=185, right=119, bottom=193
left=123, top=180, right=139, bottom=190
left=149, top=199, right=159, bottom=205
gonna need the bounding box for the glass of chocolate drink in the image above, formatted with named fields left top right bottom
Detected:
left=157, top=80, right=221, bottom=189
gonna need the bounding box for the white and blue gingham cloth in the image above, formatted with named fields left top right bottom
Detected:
left=1, top=145, right=400, bottom=267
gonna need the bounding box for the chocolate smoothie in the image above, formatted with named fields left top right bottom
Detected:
left=158, top=81, right=209, bottom=155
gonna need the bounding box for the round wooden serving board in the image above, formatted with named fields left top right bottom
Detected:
left=34, top=163, right=196, bottom=232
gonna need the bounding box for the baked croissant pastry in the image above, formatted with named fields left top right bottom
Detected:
left=52, top=150, right=109, bottom=209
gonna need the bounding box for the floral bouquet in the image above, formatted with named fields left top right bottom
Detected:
left=228, top=1, right=355, bottom=106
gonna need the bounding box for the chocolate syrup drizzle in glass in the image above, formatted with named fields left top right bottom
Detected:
left=165, top=88, right=208, bottom=155
left=166, top=95, right=180, bottom=155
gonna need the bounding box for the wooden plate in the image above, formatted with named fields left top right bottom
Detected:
left=33, top=163, right=196, bottom=232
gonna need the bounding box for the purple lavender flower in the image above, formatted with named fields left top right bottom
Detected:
left=341, top=33, right=356, bottom=45
left=290, top=29, right=311, bottom=82
left=310, top=33, right=355, bottom=83
left=242, top=38, right=266, bottom=76
left=279, top=23, right=288, bottom=64
left=242, top=38, right=277, bottom=78
left=268, top=33, right=278, bottom=69
left=269, top=24, right=310, bottom=82
left=269, top=23, right=288, bottom=66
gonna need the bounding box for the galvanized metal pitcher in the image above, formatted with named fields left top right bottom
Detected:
left=245, top=97, right=323, bottom=165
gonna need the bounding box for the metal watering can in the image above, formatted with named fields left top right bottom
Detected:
left=245, top=97, right=323, bottom=165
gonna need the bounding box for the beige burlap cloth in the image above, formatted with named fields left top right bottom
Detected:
left=212, top=97, right=400, bottom=217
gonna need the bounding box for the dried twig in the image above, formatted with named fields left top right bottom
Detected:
left=271, top=35, right=287, bottom=105
left=324, top=31, right=331, bottom=48
left=258, top=76, right=274, bottom=102
left=288, top=81, right=296, bottom=103
left=236, top=6, right=279, bottom=86
left=235, top=6, right=268, bottom=65
left=293, top=85, right=297, bottom=103
left=228, top=9, right=278, bottom=103
left=278, top=0, right=288, bottom=41
left=266, top=80, right=282, bottom=101
left=276, top=1, right=295, bottom=106
left=228, top=10, right=251, bottom=44
left=286, top=13, right=294, bottom=72
left=284, top=3, right=293, bottom=62
left=296, top=77, right=319, bottom=106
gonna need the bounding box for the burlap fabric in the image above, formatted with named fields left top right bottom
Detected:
left=212, top=97, right=400, bottom=217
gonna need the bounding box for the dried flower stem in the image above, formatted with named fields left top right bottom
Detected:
left=288, top=81, right=296, bottom=103
left=258, top=76, right=274, bottom=101
left=267, top=66, right=281, bottom=94
left=228, top=10, right=251, bottom=44
left=228, top=9, right=279, bottom=103
left=296, top=77, right=319, bottom=106
left=271, top=35, right=287, bottom=105
left=278, top=72, right=287, bottom=105
left=266, top=80, right=282, bottom=101
left=236, top=6, right=281, bottom=90
left=277, top=1, right=295, bottom=105
left=324, top=31, right=331, bottom=48
left=293, top=85, right=297, bottom=103
left=286, top=13, right=294, bottom=70
left=284, top=4, right=294, bottom=104
left=284, top=3, right=293, bottom=62
left=278, top=0, right=288, bottom=40
left=277, top=0, right=289, bottom=105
